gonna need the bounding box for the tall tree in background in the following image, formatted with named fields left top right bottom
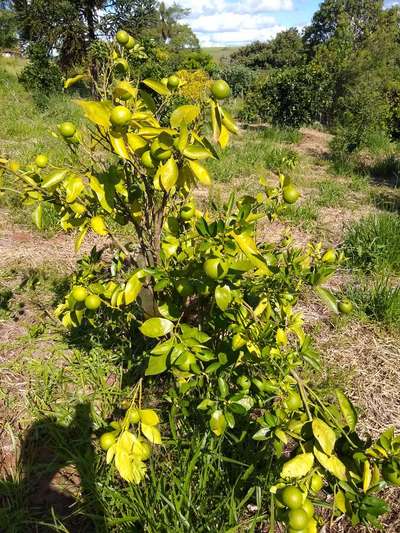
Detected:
left=0, top=1, right=18, bottom=50
left=303, top=0, right=384, bottom=51
left=101, top=0, right=159, bottom=38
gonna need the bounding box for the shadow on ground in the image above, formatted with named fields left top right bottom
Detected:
left=0, top=402, right=106, bottom=532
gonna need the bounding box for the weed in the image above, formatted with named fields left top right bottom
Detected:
left=315, top=180, right=348, bottom=207
left=284, top=201, right=318, bottom=230
left=262, top=125, right=303, bottom=145
left=343, top=213, right=400, bottom=273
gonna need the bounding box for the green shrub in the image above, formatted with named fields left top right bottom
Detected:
left=343, top=213, right=400, bottom=273
left=219, top=64, right=256, bottom=98
left=18, top=43, right=63, bottom=107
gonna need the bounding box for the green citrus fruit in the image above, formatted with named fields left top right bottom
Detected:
left=284, top=391, right=302, bottom=411
left=175, top=278, right=194, bottom=298
left=338, top=299, right=353, bottom=314
left=302, top=499, right=314, bottom=519
left=71, top=286, right=88, bottom=302
left=85, top=294, right=101, bottom=310
left=35, top=154, right=48, bottom=168
left=116, top=29, right=129, bottom=45
left=310, top=473, right=324, bottom=493
left=180, top=203, right=195, bottom=220
left=237, top=375, right=251, bottom=390
left=141, top=150, right=155, bottom=169
left=288, top=509, right=309, bottom=530
left=99, top=432, right=116, bottom=450
left=211, top=80, right=231, bottom=100
left=110, top=106, right=132, bottom=127
left=128, top=407, right=140, bottom=424
left=288, top=529, right=308, bottom=533
left=125, top=35, right=135, bottom=49
left=283, top=185, right=300, bottom=204
left=281, top=486, right=303, bottom=509
left=203, top=258, right=228, bottom=280
left=161, top=77, right=169, bottom=87
left=59, top=121, right=76, bottom=138
left=167, top=75, right=180, bottom=89
left=114, top=58, right=129, bottom=73
left=322, top=248, right=336, bottom=263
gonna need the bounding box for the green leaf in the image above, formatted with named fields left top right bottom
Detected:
left=145, top=353, right=168, bottom=375
left=143, top=79, right=170, bottom=96
left=75, top=100, right=112, bottom=128
left=215, top=285, right=232, bottom=311
left=140, top=317, right=174, bottom=338
left=210, top=410, right=226, bottom=437
left=170, top=105, right=200, bottom=129
left=42, top=168, right=69, bottom=189
left=312, top=418, right=336, bottom=455
left=183, top=144, right=213, bottom=160
left=188, top=160, right=211, bottom=186
left=125, top=272, right=143, bottom=305
left=65, top=176, right=84, bottom=203
left=32, top=203, right=43, bottom=230
left=314, top=447, right=347, bottom=481
left=335, top=389, right=358, bottom=431
left=281, top=453, right=314, bottom=479
left=110, top=132, right=130, bottom=159
left=315, top=286, right=339, bottom=314
left=252, top=428, right=270, bottom=441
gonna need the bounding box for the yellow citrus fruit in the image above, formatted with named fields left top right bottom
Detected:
left=110, top=106, right=132, bottom=127
left=338, top=299, right=353, bottom=314
left=284, top=391, right=302, bottom=411
left=283, top=185, right=300, bottom=204
left=85, top=294, right=101, bottom=310
left=116, top=29, right=129, bottom=45
left=281, top=486, right=303, bottom=509
left=35, top=154, right=48, bottom=168
left=211, top=80, right=231, bottom=100
left=167, top=75, right=180, bottom=89
left=99, top=432, right=116, bottom=450
left=288, top=509, right=309, bottom=530
left=71, top=286, right=88, bottom=302
left=59, top=121, right=76, bottom=138
left=141, top=150, right=155, bottom=169
left=322, top=248, right=336, bottom=263
left=125, top=35, right=135, bottom=49
left=203, top=258, right=227, bottom=280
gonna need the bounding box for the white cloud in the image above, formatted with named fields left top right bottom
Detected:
left=166, top=0, right=294, bottom=46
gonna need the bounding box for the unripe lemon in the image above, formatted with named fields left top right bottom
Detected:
left=59, top=121, right=76, bottom=138
left=161, top=77, right=169, bottom=86
left=167, top=75, right=180, bottom=89
left=128, top=407, right=140, bottom=424
left=110, top=106, right=132, bottom=127
left=211, top=80, right=231, bottom=100
left=99, top=432, right=116, bottom=450
left=338, top=299, right=353, bottom=314
left=283, top=185, right=300, bottom=204
left=125, top=35, right=135, bottom=50
left=71, top=286, right=88, bottom=302
left=280, top=486, right=303, bottom=509
left=35, top=154, right=48, bottom=168
left=302, top=499, right=314, bottom=518
left=310, top=472, right=324, bottom=493
left=85, top=294, right=101, bottom=310
left=180, top=203, right=195, bottom=220
left=284, top=391, right=302, bottom=411
left=203, top=258, right=227, bottom=280
left=116, top=29, right=129, bottom=45
left=175, top=278, right=194, bottom=298
left=288, top=509, right=309, bottom=530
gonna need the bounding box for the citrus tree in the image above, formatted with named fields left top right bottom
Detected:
left=1, top=30, right=399, bottom=531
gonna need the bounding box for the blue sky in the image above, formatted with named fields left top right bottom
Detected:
left=167, top=0, right=396, bottom=47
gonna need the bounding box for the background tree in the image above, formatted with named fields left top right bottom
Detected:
left=100, top=0, right=159, bottom=39
left=0, top=2, right=18, bottom=50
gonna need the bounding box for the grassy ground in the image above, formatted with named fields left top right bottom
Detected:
left=203, top=46, right=239, bottom=64
left=0, top=60, right=400, bottom=531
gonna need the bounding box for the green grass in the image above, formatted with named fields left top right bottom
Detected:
left=345, top=276, right=400, bottom=329
left=343, top=213, right=400, bottom=273
left=208, top=131, right=298, bottom=183
left=202, top=47, right=239, bottom=63
left=262, top=125, right=303, bottom=145
left=284, top=201, right=319, bottom=231
left=315, top=180, right=348, bottom=207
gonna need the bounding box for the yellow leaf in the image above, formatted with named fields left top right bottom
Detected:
left=106, top=444, right=116, bottom=464
left=334, top=489, right=347, bottom=513
left=314, top=447, right=347, bottom=481
left=140, top=409, right=159, bottom=426
left=170, top=104, right=200, bottom=129
left=115, top=449, right=135, bottom=482
left=65, top=175, right=84, bottom=203
left=363, top=460, right=372, bottom=492
left=312, top=418, right=336, bottom=456
left=127, top=133, right=147, bottom=153
left=141, top=423, right=162, bottom=444
left=75, top=100, right=112, bottom=128
left=188, top=160, right=211, bottom=186
left=74, top=225, right=88, bottom=252
left=64, top=74, right=85, bottom=89
left=110, top=132, right=130, bottom=159
left=281, top=453, right=314, bottom=479
left=125, top=272, right=143, bottom=305
left=119, top=430, right=135, bottom=453
left=219, top=124, right=230, bottom=148
left=91, top=215, right=108, bottom=236
left=160, top=157, right=178, bottom=192
left=32, top=203, right=43, bottom=230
